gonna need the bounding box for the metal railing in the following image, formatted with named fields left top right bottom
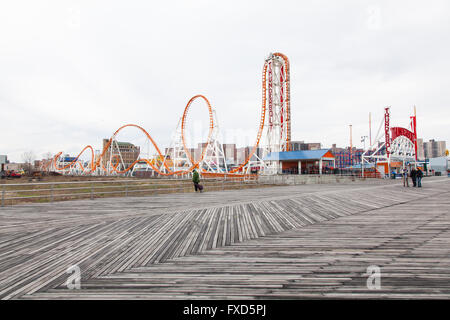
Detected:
left=281, top=168, right=382, bottom=178
left=0, top=177, right=265, bottom=207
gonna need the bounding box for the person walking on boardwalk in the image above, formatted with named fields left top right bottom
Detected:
left=411, top=167, right=417, bottom=187
left=417, top=168, right=423, bottom=188
left=192, top=169, right=202, bottom=193
left=402, top=167, right=409, bottom=187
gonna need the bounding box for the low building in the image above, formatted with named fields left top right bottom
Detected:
left=194, top=143, right=209, bottom=162
left=3, top=163, right=24, bottom=172
left=428, top=156, right=449, bottom=176
left=0, top=155, right=8, bottom=171
left=223, top=143, right=237, bottom=165
left=331, top=144, right=385, bottom=169
left=264, top=149, right=336, bottom=174
left=290, top=141, right=322, bottom=151
left=59, top=155, right=77, bottom=163
left=34, top=160, right=42, bottom=170
left=331, top=145, right=363, bottom=168
left=237, top=147, right=264, bottom=165
left=165, top=147, right=195, bottom=162
left=102, top=139, right=140, bottom=169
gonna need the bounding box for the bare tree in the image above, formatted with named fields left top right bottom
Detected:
left=41, top=152, right=54, bottom=172
left=21, top=151, right=36, bottom=174
left=43, top=152, right=53, bottom=160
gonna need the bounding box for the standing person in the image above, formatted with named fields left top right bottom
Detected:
left=417, top=168, right=423, bottom=188
left=411, top=167, right=417, bottom=187
left=192, top=169, right=201, bottom=192
left=391, top=170, right=396, bottom=179
left=402, top=167, right=409, bottom=187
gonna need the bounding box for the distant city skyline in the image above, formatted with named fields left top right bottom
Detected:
left=1, top=1, right=450, bottom=162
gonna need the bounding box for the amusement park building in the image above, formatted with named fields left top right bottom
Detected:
left=263, top=149, right=336, bottom=174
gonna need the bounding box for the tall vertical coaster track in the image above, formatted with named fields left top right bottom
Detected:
left=48, top=52, right=291, bottom=176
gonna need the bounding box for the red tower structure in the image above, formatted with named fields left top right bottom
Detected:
left=384, top=107, right=391, bottom=158
left=362, top=106, right=418, bottom=178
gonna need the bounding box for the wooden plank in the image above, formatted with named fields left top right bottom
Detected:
left=0, top=177, right=448, bottom=299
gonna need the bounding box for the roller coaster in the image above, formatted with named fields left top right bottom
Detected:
left=43, top=52, right=291, bottom=177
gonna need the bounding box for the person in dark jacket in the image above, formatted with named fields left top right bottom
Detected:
left=192, top=169, right=201, bottom=192
left=416, top=168, right=423, bottom=187
left=411, top=168, right=417, bottom=187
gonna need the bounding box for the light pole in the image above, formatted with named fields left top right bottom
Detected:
left=361, top=135, right=368, bottom=151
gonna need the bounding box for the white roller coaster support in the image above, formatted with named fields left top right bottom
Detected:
left=199, top=109, right=228, bottom=174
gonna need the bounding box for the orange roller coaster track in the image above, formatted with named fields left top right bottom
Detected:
left=51, top=53, right=291, bottom=176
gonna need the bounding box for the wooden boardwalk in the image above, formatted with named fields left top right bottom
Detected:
left=0, top=178, right=449, bottom=299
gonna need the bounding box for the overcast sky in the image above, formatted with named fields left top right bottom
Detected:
left=1, top=0, right=449, bottom=162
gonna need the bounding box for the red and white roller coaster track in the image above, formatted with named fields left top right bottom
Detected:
left=48, top=53, right=291, bottom=176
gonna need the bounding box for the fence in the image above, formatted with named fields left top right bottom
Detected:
left=0, top=177, right=264, bottom=207
left=281, top=168, right=382, bottom=178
